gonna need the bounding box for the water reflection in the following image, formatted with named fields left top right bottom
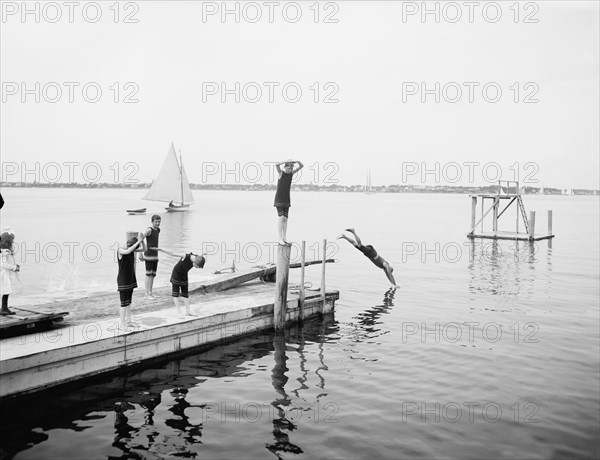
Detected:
left=466, top=239, right=553, bottom=300
left=0, top=315, right=339, bottom=459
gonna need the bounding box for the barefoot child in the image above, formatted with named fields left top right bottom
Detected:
left=117, top=234, right=145, bottom=328
left=152, top=248, right=206, bottom=318
left=274, top=159, right=304, bottom=245
left=338, top=228, right=398, bottom=287
left=1, top=230, right=22, bottom=315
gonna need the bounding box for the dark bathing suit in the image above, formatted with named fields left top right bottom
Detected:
left=170, top=253, right=195, bottom=298
left=359, top=244, right=385, bottom=269
left=117, top=251, right=137, bottom=307
left=144, top=227, right=160, bottom=276
left=274, top=171, right=293, bottom=218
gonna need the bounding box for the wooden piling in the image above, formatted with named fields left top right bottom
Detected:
left=299, top=241, right=306, bottom=323
left=548, top=210, right=553, bottom=236
left=470, top=197, right=477, bottom=236
left=320, top=239, right=327, bottom=313
left=492, top=197, right=499, bottom=235
left=274, top=244, right=292, bottom=330
left=529, top=211, right=536, bottom=240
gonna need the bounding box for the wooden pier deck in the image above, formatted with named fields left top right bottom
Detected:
left=0, top=280, right=339, bottom=400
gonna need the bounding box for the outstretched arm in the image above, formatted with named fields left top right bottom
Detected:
left=152, top=248, right=185, bottom=259
left=384, top=266, right=397, bottom=287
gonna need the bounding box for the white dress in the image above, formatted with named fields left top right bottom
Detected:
left=1, top=249, right=22, bottom=295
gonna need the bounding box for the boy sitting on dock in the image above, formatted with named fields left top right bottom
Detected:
left=338, top=228, right=398, bottom=287
left=151, top=248, right=206, bottom=318
left=274, top=159, right=304, bottom=245
left=117, top=234, right=145, bottom=328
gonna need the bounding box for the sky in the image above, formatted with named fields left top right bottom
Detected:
left=1, top=0, right=599, bottom=189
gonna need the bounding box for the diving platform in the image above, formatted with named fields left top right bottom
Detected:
left=467, top=181, right=555, bottom=241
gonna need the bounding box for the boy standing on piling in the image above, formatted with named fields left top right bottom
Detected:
left=274, top=159, right=304, bottom=245
left=140, top=215, right=161, bottom=299
left=152, top=247, right=206, bottom=318
left=117, top=234, right=145, bottom=328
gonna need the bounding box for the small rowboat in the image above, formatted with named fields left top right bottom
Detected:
left=126, top=208, right=147, bottom=215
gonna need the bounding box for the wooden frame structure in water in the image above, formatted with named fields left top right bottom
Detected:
left=467, top=180, right=555, bottom=241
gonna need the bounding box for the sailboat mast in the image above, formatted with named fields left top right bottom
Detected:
left=179, top=150, right=184, bottom=205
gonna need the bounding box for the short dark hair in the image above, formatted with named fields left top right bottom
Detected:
left=195, top=255, right=206, bottom=268
left=151, top=214, right=161, bottom=221
left=126, top=236, right=138, bottom=247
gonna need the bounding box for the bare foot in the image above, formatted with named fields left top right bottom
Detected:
left=345, top=228, right=355, bottom=233
left=278, top=240, right=287, bottom=245
left=337, top=233, right=346, bottom=240
left=186, top=311, right=197, bottom=317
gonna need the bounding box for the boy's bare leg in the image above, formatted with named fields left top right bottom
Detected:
left=173, top=296, right=185, bottom=319
left=345, top=228, right=362, bottom=246
left=282, top=217, right=289, bottom=243
left=337, top=233, right=359, bottom=248
left=119, top=307, right=127, bottom=328
left=278, top=216, right=286, bottom=245
left=183, top=298, right=197, bottom=316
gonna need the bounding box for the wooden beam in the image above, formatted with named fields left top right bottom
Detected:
left=299, top=241, right=306, bottom=323
left=529, top=211, right=536, bottom=240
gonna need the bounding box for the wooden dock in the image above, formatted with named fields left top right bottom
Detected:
left=0, top=307, right=69, bottom=339
left=0, top=281, right=338, bottom=400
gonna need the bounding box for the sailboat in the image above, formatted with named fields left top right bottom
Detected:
left=365, top=170, right=374, bottom=194
left=143, top=143, right=195, bottom=212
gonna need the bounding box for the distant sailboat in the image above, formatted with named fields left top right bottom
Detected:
left=143, top=143, right=195, bottom=212
left=365, top=170, right=374, bottom=194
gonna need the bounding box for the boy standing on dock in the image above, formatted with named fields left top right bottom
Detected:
left=140, top=215, right=161, bottom=299
left=152, top=248, right=206, bottom=318
left=117, top=234, right=145, bottom=328
left=338, top=228, right=398, bottom=287
left=274, top=159, right=304, bottom=245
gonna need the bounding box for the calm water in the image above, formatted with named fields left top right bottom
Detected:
left=0, top=188, right=599, bottom=459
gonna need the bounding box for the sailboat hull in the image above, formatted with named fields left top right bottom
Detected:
left=165, top=204, right=191, bottom=212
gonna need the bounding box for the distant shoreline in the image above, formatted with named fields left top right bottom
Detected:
left=1, top=182, right=598, bottom=196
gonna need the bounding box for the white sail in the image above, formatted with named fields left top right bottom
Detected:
left=143, top=143, right=195, bottom=204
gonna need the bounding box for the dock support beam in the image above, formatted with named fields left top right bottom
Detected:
left=299, top=241, right=306, bottom=323
left=274, top=243, right=291, bottom=330
left=529, top=211, right=536, bottom=240
left=548, top=210, right=553, bottom=236
left=470, top=196, right=477, bottom=237
left=320, top=239, right=327, bottom=314
left=492, top=197, right=499, bottom=235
